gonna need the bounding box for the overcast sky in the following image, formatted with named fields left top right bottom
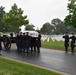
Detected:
left=0, top=0, right=68, bottom=29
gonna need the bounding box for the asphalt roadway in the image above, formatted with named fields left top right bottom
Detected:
left=1, top=44, right=76, bottom=75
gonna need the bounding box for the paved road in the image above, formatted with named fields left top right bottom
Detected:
left=1, top=44, right=76, bottom=75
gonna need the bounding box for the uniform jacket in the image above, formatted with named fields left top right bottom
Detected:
left=63, top=35, right=69, bottom=47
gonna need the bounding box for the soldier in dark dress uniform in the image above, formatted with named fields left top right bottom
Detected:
left=70, top=33, right=76, bottom=54
left=25, top=32, right=31, bottom=53
left=63, top=33, right=69, bottom=53
left=22, top=32, right=26, bottom=53
left=36, top=32, right=41, bottom=53
left=10, top=32, right=13, bottom=37
left=30, top=37, right=36, bottom=52
left=16, top=32, right=20, bottom=52
left=0, top=33, right=2, bottom=55
left=18, top=32, right=23, bottom=52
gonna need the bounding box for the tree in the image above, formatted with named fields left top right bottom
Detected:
left=51, top=18, right=66, bottom=34
left=64, top=0, right=76, bottom=28
left=51, top=18, right=76, bottom=34
left=0, top=6, right=8, bottom=32
left=26, top=24, right=35, bottom=30
left=3, top=3, right=29, bottom=32
left=40, top=22, right=54, bottom=34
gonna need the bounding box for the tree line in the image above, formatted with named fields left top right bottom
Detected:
left=0, top=0, right=76, bottom=34
left=40, top=18, right=76, bottom=35
left=41, top=0, right=76, bottom=35
left=0, top=4, right=29, bottom=33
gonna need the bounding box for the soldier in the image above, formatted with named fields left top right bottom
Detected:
left=0, top=33, right=2, bottom=55
left=18, top=32, right=23, bottom=52
left=16, top=32, right=20, bottom=52
left=70, top=33, right=76, bottom=54
left=22, top=32, right=26, bottom=53
left=25, top=32, right=31, bottom=53
left=36, top=32, right=41, bottom=53
left=10, top=32, right=13, bottom=37
left=63, top=33, right=69, bottom=53
left=30, top=37, right=36, bottom=52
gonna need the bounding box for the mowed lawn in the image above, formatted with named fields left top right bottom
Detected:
left=41, top=39, right=64, bottom=50
left=0, top=57, right=62, bottom=75
left=0, top=36, right=71, bottom=75
left=41, top=39, right=76, bottom=51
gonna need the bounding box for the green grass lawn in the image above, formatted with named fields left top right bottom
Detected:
left=41, top=40, right=64, bottom=50
left=0, top=57, right=62, bottom=75
left=41, top=39, right=76, bottom=51
left=0, top=36, right=72, bottom=75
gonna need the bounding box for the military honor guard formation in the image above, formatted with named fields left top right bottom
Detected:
left=0, top=31, right=41, bottom=55
left=15, top=31, right=41, bottom=53
left=63, top=33, right=76, bottom=54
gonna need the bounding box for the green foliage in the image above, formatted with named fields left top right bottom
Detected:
left=0, top=57, right=61, bottom=75
left=26, top=24, right=35, bottom=30
left=40, top=22, right=54, bottom=34
left=40, top=18, right=75, bottom=35
left=51, top=18, right=65, bottom=34
left=3, top=3, right=29, bottom=32
left=40, top=18, right=76, bottom=35
left=64, top=0, right=76, bottom=28
left=0, top=6, right=8, bottom=32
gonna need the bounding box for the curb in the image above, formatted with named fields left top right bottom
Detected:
left=0, top=56, right=70, bottom=75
